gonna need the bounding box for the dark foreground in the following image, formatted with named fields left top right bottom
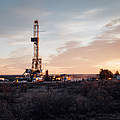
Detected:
left=0, top=80, right=120, bottom=120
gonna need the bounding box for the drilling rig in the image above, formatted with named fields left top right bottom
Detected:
left=31, top=20, right=42, bottom=78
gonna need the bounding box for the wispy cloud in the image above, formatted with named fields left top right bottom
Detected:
left=0, top=55, right=31, bottom=74
left=48, top=18, right=120, bottom=73
left=75, top=8, right=105, bottom=19
left=105, top=18, right=120, bottom=28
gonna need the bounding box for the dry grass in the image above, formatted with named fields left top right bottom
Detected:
left=0, top=80, right=120, bottom=120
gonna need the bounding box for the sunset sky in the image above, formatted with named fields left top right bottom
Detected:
left=0, top=0, right=120, bottom=74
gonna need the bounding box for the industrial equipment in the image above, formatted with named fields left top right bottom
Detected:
left=31, top=20, right=42, bottom=73
left=23, top=20, right=43, bottom=81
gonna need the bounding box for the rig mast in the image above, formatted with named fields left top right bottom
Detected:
left=31, top=20, right=42, bottom=73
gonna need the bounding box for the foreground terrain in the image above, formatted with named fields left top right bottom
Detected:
left=0, top=80, right=120, bottom=120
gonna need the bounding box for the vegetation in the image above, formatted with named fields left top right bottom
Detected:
left=99, top=69, right=113, bottom=80
left=115, top=71, right=119, bottom=76
left=0, top=80, right=120, bottom=120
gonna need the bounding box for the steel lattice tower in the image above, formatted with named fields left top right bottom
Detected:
left=31, top=20, right=42, bottom=73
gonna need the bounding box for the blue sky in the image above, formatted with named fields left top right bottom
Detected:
left=0, top=0, right=120, bottom=74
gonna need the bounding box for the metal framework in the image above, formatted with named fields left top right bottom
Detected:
left=31, top=20, right=42, bottom=73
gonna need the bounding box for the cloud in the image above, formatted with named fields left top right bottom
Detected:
left=105, top=18, right=120, bottom=28
left=0, top=55, right=31, bottom=74
left=96, top=17, right=120, bottom=42
left=48, top=18, right=120, bottom=74
left=9, top=47, right=32, bottom=58
left=1, top=15, right=120, bottom=74
left=56, top=41, right=79, bottom=53
left=48, top=39, right=120, bottom=74
left=75, top=8, right=104, bottom=19
left=96, top=59, right=120, bottom=70
left=1, top=1, right=120, bottom=74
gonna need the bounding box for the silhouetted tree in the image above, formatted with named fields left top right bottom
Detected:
left=99, top=69, right=113, bottom=80
left=115, top=71, right=119, bottom=76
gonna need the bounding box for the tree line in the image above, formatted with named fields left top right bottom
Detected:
left=99, top=69, right=119, bottom=80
